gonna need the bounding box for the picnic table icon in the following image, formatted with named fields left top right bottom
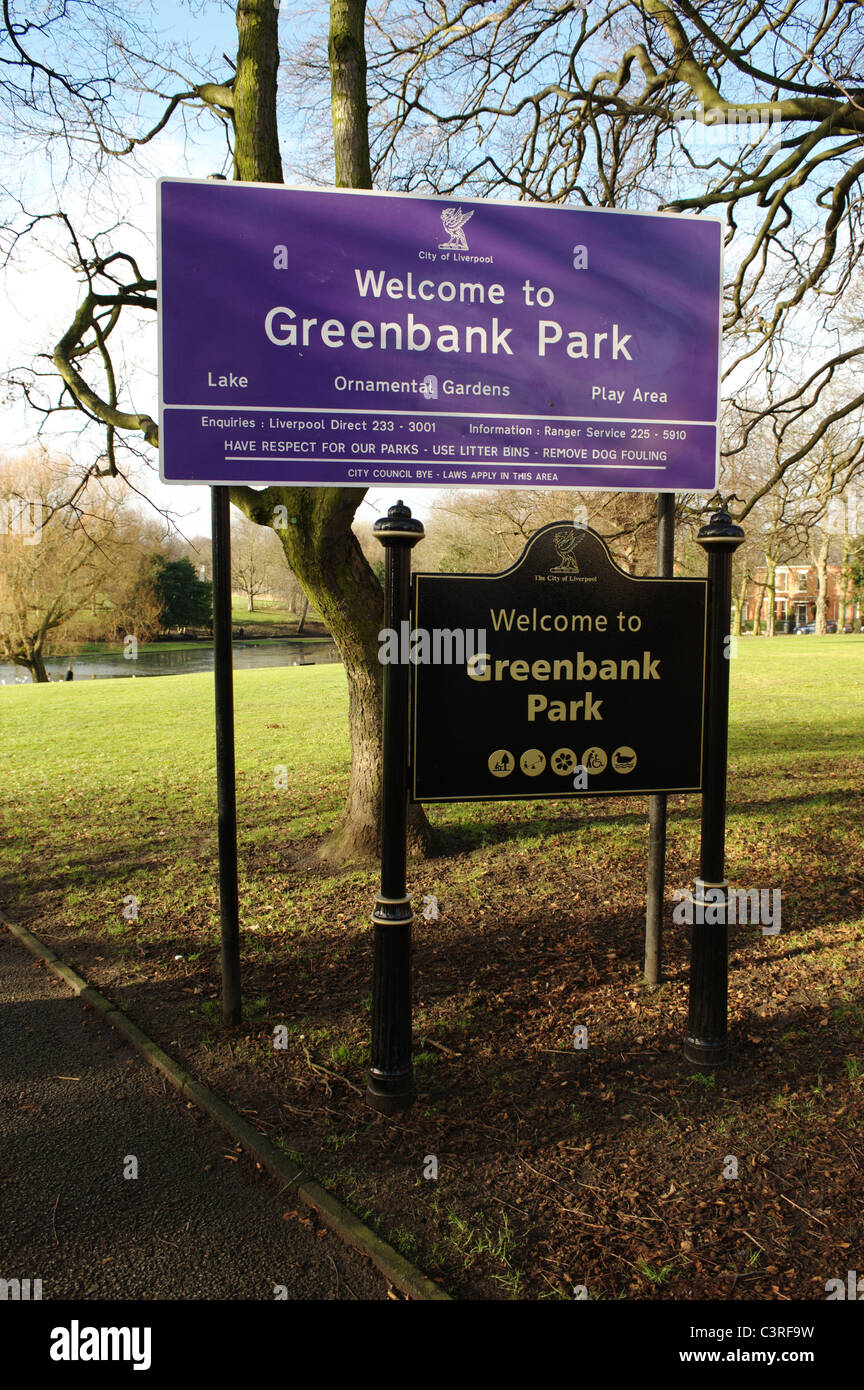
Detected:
left=488, top=749, right=515, bottom=777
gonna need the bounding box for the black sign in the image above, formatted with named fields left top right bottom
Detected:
left=410, top=523, right=708, bottom=802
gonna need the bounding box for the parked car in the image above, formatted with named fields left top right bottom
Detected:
left=794, top=621, right=837, bottom=634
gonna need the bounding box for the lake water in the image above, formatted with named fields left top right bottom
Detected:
left=0, top=639, right=341, bottom=684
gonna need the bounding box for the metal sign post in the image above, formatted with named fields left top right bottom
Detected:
left=644, top=490, right=676, bottom=985
left=364, top=514, right=748, bottom=1102
left=211, top=485, right=241, bottom=1027
left=685, top=508, right=745, bottom=1065
left=367, top=501, right=424, bottom=1114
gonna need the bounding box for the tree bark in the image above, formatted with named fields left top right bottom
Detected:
left=840, top=531, right=852, bottom=628
left=330, top=0, right=372, bottom=188
left=233, top=0, right=283, bottom=183
left=753, top=579, right=767, bottom=634
left=228, top=0, right=430, bottom=862
left=732, top=568, right=749, bottom=636
left=16, top=649, right=49, bottom=682
left=765, top=556, right=776, bottom=638
left=814, top=534, right=830, bottom=633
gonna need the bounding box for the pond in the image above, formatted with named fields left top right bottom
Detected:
left=0, top=639, right=341, bottom=684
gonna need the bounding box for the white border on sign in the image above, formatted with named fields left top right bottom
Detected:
left=156, top=179, right=724, bottom=493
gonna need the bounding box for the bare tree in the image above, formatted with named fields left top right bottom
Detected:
left=231, top=513, right=282, bottom=612
left=9, top=0, right=864, bottom=849
left=6, top=0, right=430, bottom=862
left=416, top=486, right=658, bottom=575
left=347, top=1, right=864, bottom=521
left=0, top=448, right=140, bottom=679
left=797, top=420, right=864, bottom=632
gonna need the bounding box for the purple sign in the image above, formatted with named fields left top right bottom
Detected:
left=158, top=180, right=722, bottom=491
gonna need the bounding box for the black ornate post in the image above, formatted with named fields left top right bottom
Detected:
left=367, top=500, right=424, bottom=1113
left=685, top=507, right=745, bottom=1065
left=211, top=485, right=241, bottom=1027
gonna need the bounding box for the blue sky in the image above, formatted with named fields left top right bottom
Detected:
left=0, top=1, right=413, bottom=535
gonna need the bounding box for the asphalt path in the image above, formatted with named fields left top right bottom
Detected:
left=0, top=930, right=388, bottom=1300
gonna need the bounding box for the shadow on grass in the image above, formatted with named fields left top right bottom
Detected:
left=423, top=780, right=864, bottom=858
left=86, top=888, right=861, bottom=1071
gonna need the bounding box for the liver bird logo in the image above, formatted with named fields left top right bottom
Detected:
left=551, top=526, right=585, bottom=574
left=438, top=207, right=473, bottom=251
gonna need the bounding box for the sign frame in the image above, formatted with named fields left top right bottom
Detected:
left=408, top=523, right=709, bottom=804
left=157, top=178, right=724, bottom=494
left=365, top=503, right=746, bottom=1112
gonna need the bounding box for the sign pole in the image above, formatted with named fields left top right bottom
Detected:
left=211, top=485, right=241, bottom=1027
left=644, top=491, right=676, bottom=985
left=685, top=507, right=745, bottom=1065
left=367, top=501, right=424, bottom=1114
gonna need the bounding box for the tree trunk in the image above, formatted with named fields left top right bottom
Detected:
left=765, top=556, right=776, bottom=638
left=247, top=593, right=254, bottom=612
left=754, top=580, right=767, bottom=635
left=330, top=0, right=372, bottom=188
left=732, top=568, right=749, bottom=636
left=20, top=649, right=49, bottom=682
left=840, top=532, right=852, bottom=629
left=228, top=0, right=430, bottom=863
left=233, top=0, right=284, bottom=183
left=814, top=534, right=830, bottom=634
left=297, top=595, right=309, bottom=634
left=232, top=487, right=430, bottom=861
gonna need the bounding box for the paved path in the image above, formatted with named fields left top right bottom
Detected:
left=0, top=930, right=388, bottom=1300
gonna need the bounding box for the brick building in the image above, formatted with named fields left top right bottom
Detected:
left=742, top=562, right=858, bottom=629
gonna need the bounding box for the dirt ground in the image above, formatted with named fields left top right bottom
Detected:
left=13, top=792, right=864, bottom=1301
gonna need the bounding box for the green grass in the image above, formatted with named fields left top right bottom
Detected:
left=230, top=599, right=324, bottom=627
left=1, top=635, right=862, bottom=924
left=445, top=1210, right=517, bottom=1271
left=1, top=632, right=862, bottom=1301
left=0, top=664, right=354, bottom=941
left=637, top=1259, right=678, bottom=1285
left=59, top=639, right=214, bottom=655
left=728, top=634, right=863, bottom=759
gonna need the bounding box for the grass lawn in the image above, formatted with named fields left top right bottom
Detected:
left=2, top=635, right=863, bottom=1299
left=55, top=601, right=329, bottom=657
left=60, top=639, right=213, bottom=656
left=230, top=600, right=295, bottom=624
left=230, top=599, right=326, bottom=632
